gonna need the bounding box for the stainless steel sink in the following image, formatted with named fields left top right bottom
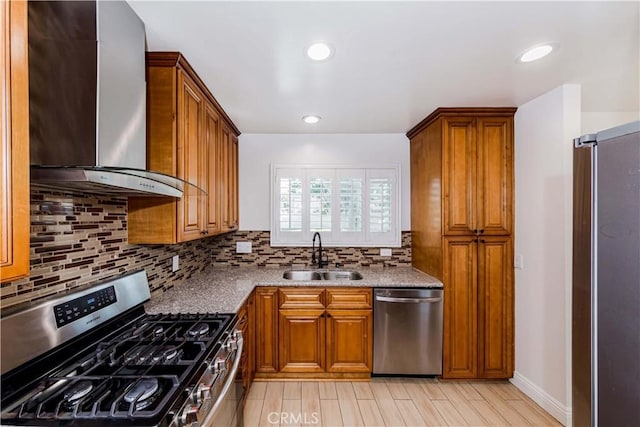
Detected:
left=282, top=271, right=322, bottom=281
left=282, top=270, right=363, bottom=281
left=321, top=270, right=363, bottom=281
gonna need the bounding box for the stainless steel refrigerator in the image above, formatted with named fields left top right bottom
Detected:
left=572, top=121, right=640, bottom=427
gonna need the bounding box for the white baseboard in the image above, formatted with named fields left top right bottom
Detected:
left=510, top=371, right=572, bottom=426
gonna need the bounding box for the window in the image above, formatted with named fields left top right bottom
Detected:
left=279, top=177, right=302, bottom=232
left=271, top=165, right=400, bottom=247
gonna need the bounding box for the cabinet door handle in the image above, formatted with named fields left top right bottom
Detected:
left=480, top=239, right=486, bottom=243
left=375, top=296, right=442, bottom=303
left=479, top=230, right=485, bottom=234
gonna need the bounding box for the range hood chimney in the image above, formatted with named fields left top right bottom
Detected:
left=28, top=0, right=192, bottom=198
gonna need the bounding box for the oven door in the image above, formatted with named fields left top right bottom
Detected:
left=202, top=331, right=244, bottom=427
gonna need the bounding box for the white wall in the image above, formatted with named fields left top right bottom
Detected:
left=512, top=84, right=581, bottom=426
left=581, top=111, right=639, bottom=134
left=238, top=133, right=410, bottom=231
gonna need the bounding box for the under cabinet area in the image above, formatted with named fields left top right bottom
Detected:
left=255, top=287, right=373, bottom=379
left=128, top=52, right=239, bottom=244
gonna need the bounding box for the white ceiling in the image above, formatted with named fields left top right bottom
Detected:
left=128, top=1, right=640, bottom=134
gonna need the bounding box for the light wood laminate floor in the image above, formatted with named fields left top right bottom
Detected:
left=243, top=378, right=562, bottom=427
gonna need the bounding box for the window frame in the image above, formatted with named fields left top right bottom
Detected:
left=270, top=164, right=401, bottom=247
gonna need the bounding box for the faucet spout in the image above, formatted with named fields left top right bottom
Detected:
left=311, top=232, right=327, bottom=268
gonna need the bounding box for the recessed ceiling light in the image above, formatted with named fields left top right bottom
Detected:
left=306, top=42, right=333, bottom=61
left=302, top=115, right=321, bottom=124
left=518, top=43, right=557, bottom=63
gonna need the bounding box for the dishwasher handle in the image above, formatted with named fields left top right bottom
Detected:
left=375, top=295, right=442, bottom=304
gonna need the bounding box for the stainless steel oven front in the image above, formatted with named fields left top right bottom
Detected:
left=170, top=327, right=244, bottom=427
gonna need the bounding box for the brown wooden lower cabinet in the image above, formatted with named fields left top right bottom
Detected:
left=478, top=236, right=514, bottom=378
left=443, top=235, right=513, bottom=379
left=255, top=287, right=278, bottom=373
left=278, top=309, right=325, bottom=373
left=238, top=290, right=255, bottom=398
left=255, top=287, right=372, bottom=379
left=326, top=309, right=372, bottom=373
left=443, top=236, right=478, bottom=378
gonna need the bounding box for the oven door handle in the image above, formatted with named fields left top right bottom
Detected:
left=201, top=329, right=244, bottom=426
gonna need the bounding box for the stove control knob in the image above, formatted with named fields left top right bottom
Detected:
left=192, top=383, right=210, bottom=404
left=211, top=358, right=226, bottom=375
left=224, top=339, right=237, bottom=352
left=180, top=405, right=199, bottom=426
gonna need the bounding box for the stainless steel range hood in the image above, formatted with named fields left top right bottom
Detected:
left=28, top=0, right=195, bottom=198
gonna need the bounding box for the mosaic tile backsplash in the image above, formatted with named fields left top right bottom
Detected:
left=1, top=187, right=411, bottom=309
left=1, top=188, right=211, bottom=309
left=209, top=231, right=412, bottom=268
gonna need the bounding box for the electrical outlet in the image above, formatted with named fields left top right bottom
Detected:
left=380, top=248, right=392, bottom=257
left=172, top=255, right=179, bottom=272
left=514, top=254, right=524, bottom=269
left=236, top=241, right=252, bottom=254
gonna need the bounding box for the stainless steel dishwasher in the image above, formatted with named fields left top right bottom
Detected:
left=373, top=288, right=443, bottom=375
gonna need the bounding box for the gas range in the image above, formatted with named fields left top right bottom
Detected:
left=0, top=271, right=243, bottom=427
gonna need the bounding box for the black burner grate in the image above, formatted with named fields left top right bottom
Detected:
left=1, top=312, right=235, bottom=426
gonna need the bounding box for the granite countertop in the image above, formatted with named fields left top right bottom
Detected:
left=145, top=267, right=442, bottom=314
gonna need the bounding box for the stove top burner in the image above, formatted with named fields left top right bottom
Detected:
left=156, top=345, right=179, bottom=362
left=63, top=380, right=93, bottom=403
left=188, top=322, right=210, bottom=337
left=1, top=311, right=236, bottom=426
left=124, top=378, right=159, bottom=410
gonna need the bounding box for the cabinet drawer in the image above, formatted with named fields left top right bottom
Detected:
left=279, top=288, right=325, bottom=309
left=326, top=288, right=372, bottom=309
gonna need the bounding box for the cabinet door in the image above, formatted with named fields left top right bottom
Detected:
left=219, top=121, right=231, bottom=232
left=478, top=236, right=514, bottom=378
left=177, top=70, right=204, bottom=241
left=203, top=103, right=220, bottom=235
left=443, top=118, right=477, bottom=235
left=237, top=300, right=250, bottom=396
left=255, top=287, right=279, bottom=373
left=279, top=309, right=325, bottom=373
left=237, top=290, right=255, bottom=397
left=230, top=133, right=239, bottom=230
left=443, top=236, right=478, bottom=378
left=246, top=291, right=256, bottom=384
left=477, top=117, right=513, bottom=235
left=0, top=0, right=29, bottom=282
left=326, top=309, right=372, bottom=372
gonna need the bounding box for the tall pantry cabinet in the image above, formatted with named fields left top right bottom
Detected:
left=408, top=107, right=516, bottom=379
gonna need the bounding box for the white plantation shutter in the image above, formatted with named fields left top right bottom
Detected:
left=279, top=177, right=303, bottom=231
left=309, top=173, right=332, bottom=233
left=273, top=168, right=304, bottom=243
left=366, top=169, right=397, bottom=244
left=336, top=169, right=365, bottom=244
left=271, top=165, right=400, bottom=247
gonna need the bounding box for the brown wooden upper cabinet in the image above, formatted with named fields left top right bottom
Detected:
left=1, top=0, right=30, bottom=283
left=408, top=107, right=515, bottom=379
left=219, top=122, right=239, bottom=233
left=441, top=116, right=513, bottom=236
left=128, top=52, right=240, bottom=244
